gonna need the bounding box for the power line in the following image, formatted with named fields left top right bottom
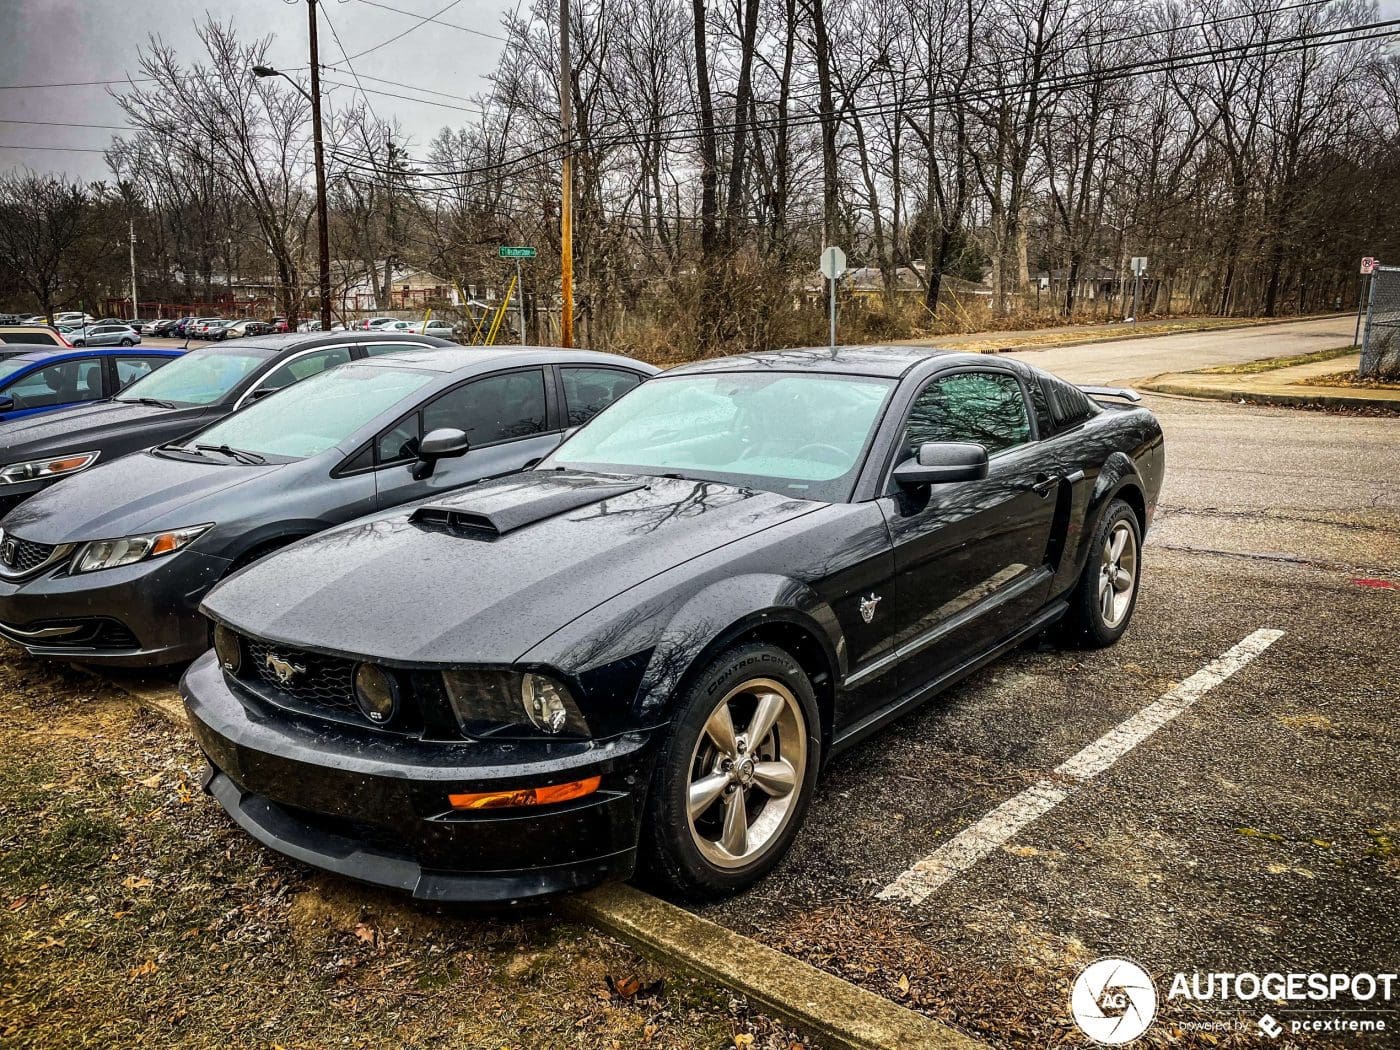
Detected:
left=319, top=2, right=382, bottom=128
left=0, top=118, right=128, bottom=131
left=0, top=143, right=113, bottom=153
left=350, top=0, right=508, bottom=43
left=343, top=0, right=470, bottom=61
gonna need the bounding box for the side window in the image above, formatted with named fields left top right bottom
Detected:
left=422, top=368, right=548, bottom=445
left=5, top=331, right=59, bottom=345
left=115, top=355, right=167, bottom=389
left=561, top=367, right=642, bottom=427
left=1029, top=378, right=1055, bottom=437
left=257, top=346, right=353, bottom=392
left=364, top=342, right=418, bottom=357
left=901, top=372, right=1031, bottom=458
left=376, top=412, right=420, bottom=464
left=4, top=358, right=105, bottom=408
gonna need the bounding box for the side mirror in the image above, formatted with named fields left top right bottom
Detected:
left=893, top=441, right=988, bottom=488
left=561, top=425, right=581, bottom=440
left=249, top=386, right=278, bottom=401
left=0, top=395, right=13, bottom=412
left=412, top=427, right=470, bottom=480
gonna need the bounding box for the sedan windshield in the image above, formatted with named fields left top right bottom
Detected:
left=546, top=371, right=894, bottom=501
left=116, top=347, right=274, bottom=407
left=185, top=363, right=435, bottom=460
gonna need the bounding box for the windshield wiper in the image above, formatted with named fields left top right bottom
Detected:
left=192, top=443, right=266, bottom=465
left=120, top=396, right=178, bottom=408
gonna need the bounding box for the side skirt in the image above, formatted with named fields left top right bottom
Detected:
left=828, top=599, right=1068, bottom=759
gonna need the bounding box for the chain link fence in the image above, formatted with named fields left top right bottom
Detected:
left=1361, top=264, right=1400, bottom=379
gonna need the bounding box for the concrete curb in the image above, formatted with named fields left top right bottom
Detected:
left=107, top=676, right=985, bottom=1050
left=566, top=883, right=983, bottom=1050
left=1138, top=377, right=1400, bottom=410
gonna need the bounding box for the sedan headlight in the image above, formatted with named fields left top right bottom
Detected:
left=442, top=669, right=589, bottom=738
left=0, top=451, right=100, bottom=484
left=72, top=524, right=212, bottom=574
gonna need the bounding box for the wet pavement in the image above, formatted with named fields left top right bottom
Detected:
left=696, top=390, right=1400, bottom=1045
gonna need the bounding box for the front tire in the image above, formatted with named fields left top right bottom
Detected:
left=1061, top=499, right=1142, bottom=648
left=119, top=338, right=133, bottom=346
left=640, top=642, right=820, bottom=900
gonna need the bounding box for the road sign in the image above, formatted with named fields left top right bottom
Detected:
left=820, top=246, right=847, bottom=280
left=499, top=246, right=536, bottom=259
left=1130, top=256, right=1148, bottom=275
left=1361, top=257, right=1377, bottom=275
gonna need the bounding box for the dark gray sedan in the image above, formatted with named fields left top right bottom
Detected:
left=0, top=346, right=654, bottom=666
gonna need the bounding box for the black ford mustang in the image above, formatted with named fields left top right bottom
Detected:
left=184, top=346, right=1165, bottom=902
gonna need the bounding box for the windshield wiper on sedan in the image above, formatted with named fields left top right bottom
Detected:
left=192, top=443, right=266, bottom=465
left=119, top=396, right=178, bottom=408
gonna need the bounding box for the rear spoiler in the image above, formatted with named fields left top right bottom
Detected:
left=1078, top=384, right=1142, bottom=404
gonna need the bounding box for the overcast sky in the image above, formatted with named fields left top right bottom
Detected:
left=0, top=0, right=519, bottom=181
left=3, top=0, right=1399, bottom=183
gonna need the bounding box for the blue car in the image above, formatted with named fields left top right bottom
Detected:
left=0, top=347, right=185, bottom=423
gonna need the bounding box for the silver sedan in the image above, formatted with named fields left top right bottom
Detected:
left=67, top=323, right=142, bottom=348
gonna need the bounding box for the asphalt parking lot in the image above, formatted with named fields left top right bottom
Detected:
left=3, top=318, right=1395, bottom=1047
left=694, top=371, right=1400, bottom=1043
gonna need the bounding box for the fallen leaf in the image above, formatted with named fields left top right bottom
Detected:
left=129, top=959, right=158, bottom=979
left=734, top=1036, right=755, bottom=1049
left=605, top=974, right=642, bottom=998
left=352, top=923, right=376, bottom=945
left=897, top=974, right=911, bottom=995
left=122, top=876, right=153, bottom=890
left=139, top=774, right=163, bottom=789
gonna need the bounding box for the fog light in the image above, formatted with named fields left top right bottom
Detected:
left=353, top=663, right=399, bottom=725
left=521, top=673, right=570, bottom=734
left=448, top=776, right=601, bottom=810
left=213, top=623, right=241, bottom=674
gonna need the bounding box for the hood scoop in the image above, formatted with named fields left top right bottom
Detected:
left=410, top=477, right=647, bottom=538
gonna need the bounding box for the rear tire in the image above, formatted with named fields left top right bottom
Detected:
left=1060, top=499, right=1141, bottom=648
left=119, top=338, right=133, bottom=347
left=639, top=642, right=820, bottom=900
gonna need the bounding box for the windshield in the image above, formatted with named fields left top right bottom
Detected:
left=545, top=371, right=894, bottom=501
left=186, top=363, right=435, bottom=460
left=116, top=347, right=274, bottom=407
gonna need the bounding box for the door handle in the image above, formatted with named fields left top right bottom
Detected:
left=1030, top=473, right=1058, bottom=497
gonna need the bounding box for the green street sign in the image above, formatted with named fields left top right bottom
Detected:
left=499, top=246, right=536, bottom=258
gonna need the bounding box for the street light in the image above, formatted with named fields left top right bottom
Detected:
left=252, top=9, right=331, bottom=332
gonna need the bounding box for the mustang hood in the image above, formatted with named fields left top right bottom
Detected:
left=204, top=470, right=820, bottom=664
left=1, top=450, right=279, bottom=543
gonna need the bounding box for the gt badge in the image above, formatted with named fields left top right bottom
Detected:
left=859, top=593, right=882, bottom=624
left=264, top=653, right=306, bottom=685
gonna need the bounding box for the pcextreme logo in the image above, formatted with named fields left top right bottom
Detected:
left=1070, top=957, right=1158, bottom=1044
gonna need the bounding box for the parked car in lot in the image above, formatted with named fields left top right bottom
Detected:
left=0, top=325, right=72, bottom=348
left=407, top=319, right=460, bottom=339
left=190, top=318, right=228, bottom=339
left=295, top=319, right=347, bottom=333
left=0, top=332, right=448, bottom=516
left=354, top=317, right=399, bottom=331
left=68, top=322, right=141, bottom=348
left=215, top=319, right=270, bottom=340
left=170, top=316, right=200, bottom=339
left=0, top=347, right=653, bottom=667
left=143, top=319, right=179, bottom=336
left=269, top=317, right=289, bottom=333
left=0, top=346, right=183, bottom=426
left=183, top=347, right=1165, bottom=903
left=55, top=312, right=95, bottom=326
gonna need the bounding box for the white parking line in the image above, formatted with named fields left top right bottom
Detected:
left=877, top=628, right=1285, bottom=905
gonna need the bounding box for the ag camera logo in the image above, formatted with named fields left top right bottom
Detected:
left=1071, top=957, right=1158, bottom=1044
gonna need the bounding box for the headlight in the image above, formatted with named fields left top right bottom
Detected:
left=353, top=663, right=400, bottom=725
left=213, top=623, right=242, bottom=674
left=71, top=524, right=211, bottom=574
left=0, top=451, right=100, bottom=484
left=442, top=669, right=589, bottom=738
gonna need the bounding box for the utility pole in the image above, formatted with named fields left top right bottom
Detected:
left=127, top=218, right=139, bottom=318
left=307, top=0, right=332, bottom=332
left=559, top=0, right=574, bottom=347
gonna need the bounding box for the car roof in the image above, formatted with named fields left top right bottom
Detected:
left=662, top=344, right=986, bottom=379
left=0, top=346, right=184, bottom=369
left=347, top=344, right=656, bottom=374
left=211, top=331, right=457, bottom=354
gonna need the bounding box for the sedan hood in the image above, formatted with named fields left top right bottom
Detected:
left=0, top=400, right=208, bottom=460
left=204, top=470, right=820, bottom=664
left=1, top=450, right=279, bottom=543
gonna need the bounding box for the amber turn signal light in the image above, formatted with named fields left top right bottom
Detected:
left=448, top=775, right=601, bottom=810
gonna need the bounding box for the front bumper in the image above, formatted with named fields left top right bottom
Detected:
left=182, top=652, right=656, bottom=903
left=0, top=548, right=229, bottom=666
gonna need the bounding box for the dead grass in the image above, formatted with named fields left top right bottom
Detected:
left=0, top=648, right=809, bottom=1050
left=1295, top=370, right=1400, bottom=390
left=1190, top=345, right=1358, bottom=376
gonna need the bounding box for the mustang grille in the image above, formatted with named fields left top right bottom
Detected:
left=0, top=536, right=57, bottom=575
left=242, top=638, right=357, bottom=712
